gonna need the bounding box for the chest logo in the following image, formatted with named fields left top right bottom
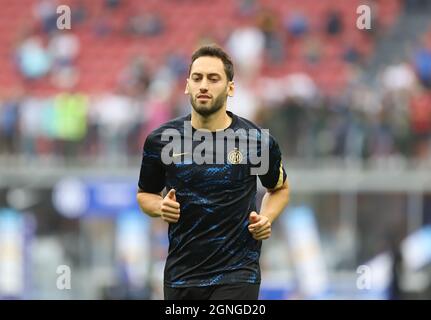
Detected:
left=227, top=148, right=243, bottom=164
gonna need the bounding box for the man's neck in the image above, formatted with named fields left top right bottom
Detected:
left=191, top=107, right=232, bottom=132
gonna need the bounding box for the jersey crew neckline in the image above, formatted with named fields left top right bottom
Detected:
left=188, top=110, right=238, bottom=134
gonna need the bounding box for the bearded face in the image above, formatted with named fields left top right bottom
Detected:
left=190, top=89, right=228, bottom=117
left=186, top=56, right=234, bottom=117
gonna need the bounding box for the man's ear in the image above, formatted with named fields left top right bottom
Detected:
left=184, top=80, right=190, bottom=94
left=227, top=81, right=234, bottom=97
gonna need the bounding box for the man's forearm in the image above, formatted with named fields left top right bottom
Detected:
left=260, top=181, right=290, bottom=224
left=136, top=191, right=163, bottom=218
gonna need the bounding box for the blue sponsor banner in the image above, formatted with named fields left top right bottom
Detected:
left=86, top=179, right=140, bottom=216
left=53, top=177, right=141, bottom=218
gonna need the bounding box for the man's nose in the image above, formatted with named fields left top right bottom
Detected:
left=199, top=79, right=209, bottom=91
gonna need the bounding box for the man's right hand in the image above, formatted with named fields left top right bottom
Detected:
left=159, top=189, right=180, bottom=223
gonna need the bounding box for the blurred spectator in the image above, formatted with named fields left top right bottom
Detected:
left=105, top=0, right=122, bottom=10
left=53, top=92, right=88, bottom=158
left=50, top=66, right=79, bottom=90
left=18, top=96, right=42, bottom=158
left=235, top=0, right=258, bottom=18
left=145, top=13, right=164, bottom=37
left=257, top=9, right=285, bottom=64
left=365, top=101, right=396, bottom=159
left=326, top=10, right=343, bottom=36
left=165, top=52, right=188, bottom=80
left=48, top=31, right=80, bottom=68
left=364, top=1, right=382, bottom=39
left=303, top=36, right=322, bottom=65
left=33, top=0, right=58, bottom=34
left=125, top=11, right=164, bottom=37
left=381, top=63, right=416, bottom=92
left=118, top=56, right=152, bottom=96
left=140, top=83, right=174, bottom=139
left=196, top=32, right=218, bottom=48
left=0, top=92, right=21, bottom=155
left=343, top=44, right=362, bottom=64
left=16, top=36, right=51, bottom=80
left=409, top=88, right=431, bottom=158
left=284, top=12, right=309, bottom=39
left=229, top=76, right=259, bottom=122
left=284, top=73, right=318, bottom=101
left=48, top=31, right=80, bottom=89
left=226, top=24, right=265, bottom=78
left=405, top=0, right=431, bottom=12
left=344, top=109, right=367, bottom=161
left=93, top=14, right=113, bottom=37
left=93, top=93, right=137, bottom=163
left=413, top=39, right=431, bottom=88
left=72, top=1, right=87, bottom=25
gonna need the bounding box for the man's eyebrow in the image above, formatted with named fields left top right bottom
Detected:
left=191, top=72, right=222, bottom=77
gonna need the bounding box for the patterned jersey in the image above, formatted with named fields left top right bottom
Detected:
left=138, top=111, right=287, bottom=287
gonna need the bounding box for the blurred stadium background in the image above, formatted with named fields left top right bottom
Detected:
left=1, top=0, right=431, bottom=299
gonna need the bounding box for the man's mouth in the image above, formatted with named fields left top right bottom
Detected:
left=197, top=94, right=211, bottom=100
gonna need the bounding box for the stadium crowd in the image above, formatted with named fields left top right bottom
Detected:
left=0, top=0, right=430, bottom=166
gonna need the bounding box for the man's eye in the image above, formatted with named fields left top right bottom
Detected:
left=209, top=78, right=219, bottom=82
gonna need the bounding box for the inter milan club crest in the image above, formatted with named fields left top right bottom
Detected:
left=227, top=148, right=243, bottom=164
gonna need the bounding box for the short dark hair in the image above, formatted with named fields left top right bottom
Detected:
left=188, top=45, right=234, bottom=81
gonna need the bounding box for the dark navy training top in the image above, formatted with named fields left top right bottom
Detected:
left=138, top=111, right=287, bottom=287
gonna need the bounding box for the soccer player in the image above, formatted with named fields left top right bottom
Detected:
left=136, top=45, right=289, bottom=300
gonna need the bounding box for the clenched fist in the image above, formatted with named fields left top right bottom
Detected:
left=248, top=211, right=271, bottom=240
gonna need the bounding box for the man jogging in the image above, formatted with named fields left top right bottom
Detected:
left=137, top=45, right=289, bottom=300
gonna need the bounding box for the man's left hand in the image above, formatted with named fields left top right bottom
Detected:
left=248, top=211, right=272, bottom=240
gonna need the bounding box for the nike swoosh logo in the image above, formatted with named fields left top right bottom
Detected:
left=172, top=152, right=189, bottom=157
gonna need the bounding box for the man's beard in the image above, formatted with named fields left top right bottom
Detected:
left=190, top=92, right=227, bottom=117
